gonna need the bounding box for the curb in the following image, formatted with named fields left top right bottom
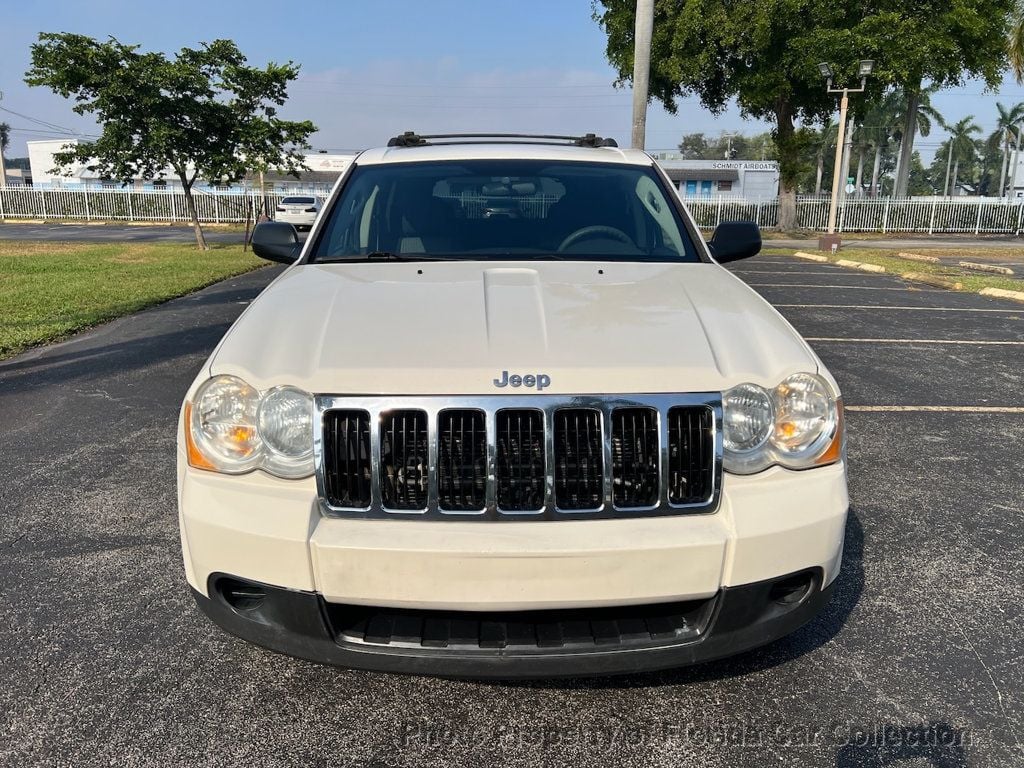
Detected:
left=836, top=259, right=886, bottom=273
left=901, top=272, right=963, bottom=290
left=898, top=252, right=939, bottom=263
left=980, top=287, right=1024, bottom=303
left=793, top=251, right=829, bottom=262
left=959, top=261, right=1015, bottom=275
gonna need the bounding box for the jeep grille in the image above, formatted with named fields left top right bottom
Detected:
left=315, top=394, right=721, bottom=520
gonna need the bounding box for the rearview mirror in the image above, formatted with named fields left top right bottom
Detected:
left=709, top=221, right=761, bottom=263
left=252, top=222, right=302, bottom=264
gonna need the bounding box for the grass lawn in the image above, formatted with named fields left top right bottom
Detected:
left=761, top=246, right=1024, bottom=294
left=0, top=240, right=266, bottom=359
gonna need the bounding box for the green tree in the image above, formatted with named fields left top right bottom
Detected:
left=678, top=132, right=710, bottom=158
left=811, top=118, right=838, bottom=196
left=860, top=0, right=1013, bottom=196
left=0, top=122, right=9, bottom=155
left=886, top=84, right=945, bottom=196
left=990, top=101, right=1024, bottom=196
left=595, top=0, right=886, bottom=229
left=1010, top=2, right=1024, bottom=80
left=939, top=116, right=982, bottom=195
left=25, top=34, right=316, bottom=249
left=676, top=131, right=776, bottom=161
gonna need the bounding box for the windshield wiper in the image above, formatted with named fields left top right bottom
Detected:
left=359, top=251, right=435, bottom=262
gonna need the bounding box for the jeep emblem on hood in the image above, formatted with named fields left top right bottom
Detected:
left=493, top=370, right=551, bottom=391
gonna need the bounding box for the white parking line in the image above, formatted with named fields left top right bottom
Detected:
left=733, top=270, right=855, bottom=276
left=806, top=337, right=1024, bottom=345
left=750, top=284, right=934, bottom=291
left=846, top=405, right=1024, bottom=413
left=775, top=304, right=1024, bottom=313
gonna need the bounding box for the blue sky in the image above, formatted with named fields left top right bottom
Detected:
left=3, top=0, right=1024, bottom=161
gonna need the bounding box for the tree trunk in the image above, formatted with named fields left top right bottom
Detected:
left=944, top=144, right=954, bottom=197
left=870, top=144, right=883, bottom=197
left=814, top=150, right=825, bottom=196
left=180, top=174, right=208, bottom=250
left=999, top=133, right=1010, bottom=197
left=894, top=81, right=921, bottom=197
left=855, top=151, right=865, bottom=197
left=951, top=159, right=959, bottom=197
left=774, top=101, right=798, bottom=231
left=840, top=119, right=854, bottom=198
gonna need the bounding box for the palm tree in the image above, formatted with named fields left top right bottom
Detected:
left=943, top=116, right=982, bottom=196
left=990, top=102, right=1024, bottom=196
left=892, top=84, right=945, bottom=196
left=813, top=117, right=838, bottom=196
left=862, top=91, right=905, bottom=197
left=1010, top=3, right=1024, bottom=82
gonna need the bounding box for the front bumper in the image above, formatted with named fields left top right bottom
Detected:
left=193, top=568, right=835, bottom=679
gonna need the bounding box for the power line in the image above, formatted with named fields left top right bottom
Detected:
left=0, top=105, right=80, bottom=135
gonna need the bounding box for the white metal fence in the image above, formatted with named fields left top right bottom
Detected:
left=0, top=187, right=294, bottom=224
left=681, top=195, right=1024, bottom=234
left=3, top=187, right=1024, bottom=235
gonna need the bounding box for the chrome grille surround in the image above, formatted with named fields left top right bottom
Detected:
left=313, top=393, right=723, bottom=521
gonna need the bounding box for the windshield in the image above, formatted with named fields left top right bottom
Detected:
left=282, top=196, right=316, bottom=205
left=309, top=160, right=699, bottom=262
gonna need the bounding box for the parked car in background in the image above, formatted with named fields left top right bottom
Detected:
left=274, top=196, right=322, bottom=230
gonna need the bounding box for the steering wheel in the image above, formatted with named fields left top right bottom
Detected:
left=557, top=225, right=634, bottom=252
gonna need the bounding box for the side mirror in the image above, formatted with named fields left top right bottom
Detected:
left=252, top=222, right=302, bottom=264
left=709, top=221, right=761, bottom=263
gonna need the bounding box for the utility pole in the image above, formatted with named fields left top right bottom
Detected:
left=630, top=0, right=655, bottom=150
left=817, top=61, right=874, bottom=252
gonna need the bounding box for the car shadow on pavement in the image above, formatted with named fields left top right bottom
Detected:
left=0, top=275, right=279, bottom=392
left=0, top=323, right=231, bottom=393
left=504, top=507, right=866, bottom=691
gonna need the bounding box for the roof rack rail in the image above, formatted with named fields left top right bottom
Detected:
left=386, top=132, right=619, bottom=148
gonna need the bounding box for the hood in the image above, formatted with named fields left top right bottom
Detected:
left=209, top=261, right=820, bottom=395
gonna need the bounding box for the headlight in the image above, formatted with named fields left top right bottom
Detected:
left=257, top=386, right=314, bottom=478
left=771, top=373, right=839, bottom=468
left=185, top=376, right=314, bottom=479
left=722, top=383, right=775, bottom=474
left=722, top=374, right=842, bottom=474
left=188, top=375, right=262, bottom=473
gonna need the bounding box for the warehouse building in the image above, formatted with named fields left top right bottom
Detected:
left=26, top=139, right=354, bottom=192
left=651, top=153, right=780, bottom=199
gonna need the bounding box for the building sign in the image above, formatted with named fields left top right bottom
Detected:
left=710, top=161, right=778, bottom=171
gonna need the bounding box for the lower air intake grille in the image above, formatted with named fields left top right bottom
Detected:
left=437, top=409, right=487, bottom=511
left=496, top=409, right=546, bottom=511
left=380, top=410, right=429, bottom=510
left=554, top=409, right=603, bottom=510
left=325, top=597, right=716, bottom=652
left=322, top=410, right=372, bottom=508
left=611, top=407, right=660, bottom=508
left=667, top=406, right=715, bottom=505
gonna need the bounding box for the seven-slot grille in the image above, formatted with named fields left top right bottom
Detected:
left=317, top=394, right=720, bottom=520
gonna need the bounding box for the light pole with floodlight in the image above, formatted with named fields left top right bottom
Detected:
left=818, top=60, right=874, bottom=252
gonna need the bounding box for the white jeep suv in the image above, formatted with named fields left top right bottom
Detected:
left=177, top=132, right=848, bottom=678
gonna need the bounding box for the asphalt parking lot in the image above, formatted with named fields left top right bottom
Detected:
left=1, top=252, right=1023, bottom=767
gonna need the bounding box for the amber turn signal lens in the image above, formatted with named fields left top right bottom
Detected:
left=814, top=399, right=844, bottom=467
left=184, top=402, right=217, bottom=471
